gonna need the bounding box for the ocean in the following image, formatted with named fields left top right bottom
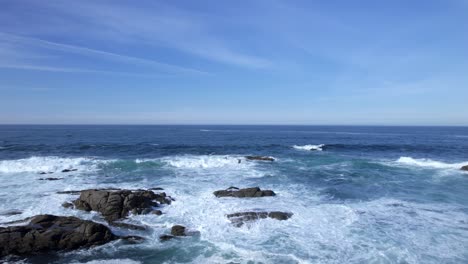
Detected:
left=0, top=125, right=467, bottom=264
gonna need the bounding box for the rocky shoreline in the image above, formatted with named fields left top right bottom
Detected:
left=0, top=185, right=292, bottom=258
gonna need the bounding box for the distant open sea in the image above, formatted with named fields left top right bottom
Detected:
left=1, top=125, right=467, bottom=264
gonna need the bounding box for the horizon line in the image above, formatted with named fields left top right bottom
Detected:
left=0, top=124, right=467, bottom=127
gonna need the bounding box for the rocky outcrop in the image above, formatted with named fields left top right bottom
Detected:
left=171, top=225, right=186, bottom=236
left=245, top=156, right=275, bottom=161
left=214, top=187, right=275, bottom=198
left=61, top=169, right=77, bottom=173
left=0, top=215, right=118, bottom=257
left=226, top=211, right=292, bottom=227
left=461, top=165, right=468, bottom=171
left=72, top=189, right=172, bottom=222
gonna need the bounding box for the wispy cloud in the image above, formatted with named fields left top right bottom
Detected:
left=0, top=32, right=206, bottom=75
left=3, top=1, right=271, bottom=69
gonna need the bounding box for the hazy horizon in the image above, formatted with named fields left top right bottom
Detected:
left=1, top=0, right=467, bottom=125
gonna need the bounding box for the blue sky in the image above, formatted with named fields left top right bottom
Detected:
left=0, top=0, right=467, bottom=125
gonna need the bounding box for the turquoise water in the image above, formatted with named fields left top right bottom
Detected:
left=0, top=125, right=467, bottom=263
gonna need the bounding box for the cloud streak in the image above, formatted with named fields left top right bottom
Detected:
left=3, top=1, right=271, bottom=69
left=0, top=32, right=206, bottom=75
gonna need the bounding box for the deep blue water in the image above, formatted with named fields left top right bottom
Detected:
left=0, top=125, right=467, bottom=263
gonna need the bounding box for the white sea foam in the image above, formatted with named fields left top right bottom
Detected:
left=0, top=156, right=109, bottom=173
left=161, top=155, right=250, bottom=169
left=396, top=157, right=468, bottom=169
left=72, top=259, right=141, bottom=264
left=293, top=144, right=325, bottom=151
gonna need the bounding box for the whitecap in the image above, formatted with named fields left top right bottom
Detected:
left=161, top=155, right=249, bottom=169
left=0, top=156, right=107, bottom=173
left=396, top=157, right=468, bottom=169
left=71, top=259, right=141, bottom=264
left=293, top=144, right=325, bottom=151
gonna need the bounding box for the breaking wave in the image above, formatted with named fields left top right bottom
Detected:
left=293, top=144, right=325, bottom=151
left=0, top=156, right=108, bottom=173
left=396, top=157, right=468, bottom=169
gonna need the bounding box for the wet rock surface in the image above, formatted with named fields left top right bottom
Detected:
left=214, top=187, right=276, bottom=198
left=72, top=189, right=172, bottom=222
left=0, top=215, right=118, bottom=257
left=38, top=177, right=63, bottom=181
left=226, top=211, right=293, bottom=227
left=461, top=165, right=468, bottom=171
left=245, top=156, right=275, bottom=161
left=159, top=235, right=175, bottom=241
left=171, top=225, right=186, bottom=236
left=61, top=169, right=78, bottom=173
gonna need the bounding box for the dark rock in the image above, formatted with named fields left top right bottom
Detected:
left=171, top=225, right=186, bottom=236
left=151, top=210, right=162, bottom=215
left=160, top=235, right=175, bottom=241
left=214, top=187, right=276, bottom=198
left=0, top=210, right=22, bottom=216
left=38, top=172, right=54, bottom=175
left=121, top=235, right=145, bottom=244
left=61, top=169, right=78, bottom=173
left=38, top=178, right=63, bottom=181
left=109, top=222, right=147, bottom=231
left=149, top=187, right=164, bottom=191
left=461, top=165, right=468, bottom=171
left=226, top=211, right=292, bottom=227
left=57, top=190, right=81, bottom=195
left=61, top=202, right=74, bottom=209
left=245, top=156, right=275, bottom=162
left=72, top=189, right=172, bottom=222
left=0, top=214, right=118, bottom=257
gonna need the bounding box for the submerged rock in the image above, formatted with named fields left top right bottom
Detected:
left=0, top=210, right=22, bottom=216
left=226, top=211, right=292, bottom=227
left=159, top=235, right=175, bottom=241
left=57, top=190, right=82, bottom=195
left=214, top=187, right=275, bottom=198
left=61, top=169, right=78, bottom=173
left=245, top=156, right=275, bottom=161
left=461, top=165, right=468, bottom=171
left=171, top=225, right=186, bottom=236
left=0, top=214, right=118, bottom=257
left=61, top=202, right=74, bottom=209
left=72, top=189, right=172, bottom=222
left=38, top=177, right=63, bottom=181
left=109, top=222, right=147, bottom=231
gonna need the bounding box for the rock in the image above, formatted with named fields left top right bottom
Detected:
left=149, top=187, right=164, bottom=191
left=461, top=165, right=468, bottom=171
left=213, top=187, right=276, bottom=198
left=72, top=189, right=172, bottom=222
left=0, top=214, right=118, bottom=257
left=171, top=225, right=186, bottom=236
left=245, top=156, right=275, bottom=161
left=159, top=235, right=175, bottom=241
left=57, top=190, right=81, bottom=195
left=0, top=210, right=22, bottom=216
left=226, top=211, right=292, bottom=227
left=151, top=210, right=163, bottom=215
left=38, top=172, right=53, bottom=175
left=109, top=222, right=147, bottom=231
left=120, top=235, right=145, bottom=244
left=38, top=177, right=63, bottom=181
left=61, top=169, right=78, bottom=173
left=61, top=202, right=74, bottom=209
